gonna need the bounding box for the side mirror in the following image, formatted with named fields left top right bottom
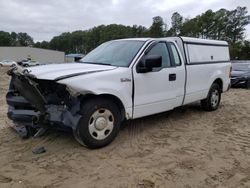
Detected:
left=145, top=55, right=162, bottom=68
left=137, top=55, right=162, bottom=73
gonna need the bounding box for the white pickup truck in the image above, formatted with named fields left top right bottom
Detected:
left=6, top=37, right=231, bottom=148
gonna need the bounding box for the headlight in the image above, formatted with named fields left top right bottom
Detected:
left=66, top=86, right=80, bottom=97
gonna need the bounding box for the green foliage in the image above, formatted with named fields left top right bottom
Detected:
left=171, top=12, right=183, bottom=36
left=43, top=24, right=149, bottom=53
left=198, top=10, right=216, bottom=39
left=213, top=9, right=228, bottom=40
left=34, top=41, right=50, bottom=49
left=179, top=6, right=249, bottom=43
left=180, top=18, right=200, bottom=37
left=241, top=40, right=250, bottom=59
left=226, top=7, right=249, bottom=43
left=0, top=31, right=12, bottom=46
left=149, top=16, right=165, bottom=37
left=230, top=40, right=250, bottom=60
left=0, top=31, right=34, bottom=46
left=17, top=32, right=34, bottom=46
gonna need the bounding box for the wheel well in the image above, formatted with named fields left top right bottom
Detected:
left=80, top=94, right=126, bottom=121
left=213, top=78, right=223, bottom=92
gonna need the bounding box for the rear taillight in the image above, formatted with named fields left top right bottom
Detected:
left=229, top=66, right=232, bottom=78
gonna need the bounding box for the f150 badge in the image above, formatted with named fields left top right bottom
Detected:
left=120, top=78, right=131, bottom=82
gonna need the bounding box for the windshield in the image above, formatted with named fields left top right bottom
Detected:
left=79, top=40, right=145, bottom=67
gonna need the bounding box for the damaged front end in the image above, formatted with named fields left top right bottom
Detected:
left=6, top=67, right=82, bottom=138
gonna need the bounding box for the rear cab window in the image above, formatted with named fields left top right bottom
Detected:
left=169, top=43, right=181, bottom=66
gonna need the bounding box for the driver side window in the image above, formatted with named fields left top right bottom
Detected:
left=147, top=42, right=171, bottom=69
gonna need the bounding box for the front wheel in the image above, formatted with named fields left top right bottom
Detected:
left=74, top=97, right=121, bottom=148
left=201, top=83, right=221, bottom=111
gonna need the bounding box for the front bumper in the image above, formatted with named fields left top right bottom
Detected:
left=231, top=77, right=250, bottom=88
left=6, top=70, right=82, bottom=137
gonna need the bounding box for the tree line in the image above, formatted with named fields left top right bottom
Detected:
left=0, top=6, right=249, bottom=59
left=0, top=32, right=33, bottom=46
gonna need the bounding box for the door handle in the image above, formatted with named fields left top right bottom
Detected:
left=169, top=73, right=176, bottom=81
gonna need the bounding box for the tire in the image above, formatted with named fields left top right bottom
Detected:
left=201, top=83, right=221, bottom=111
left=246, top=79, right=250, bottom=89
left=0, top=64, right=2, bottom=67
left=73, top=97, right=121, bottom=149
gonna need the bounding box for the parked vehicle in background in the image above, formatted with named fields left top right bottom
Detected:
left=0, top=60, right=17, bottom=67
left=231, top=62, right=250, bottom=89
left=17, top=59, right=30, bottom=66
left=18, top=60, right=40, bottom=67
left=6, top=37, right=231, bottom=148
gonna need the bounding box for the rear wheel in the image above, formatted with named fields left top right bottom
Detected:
left=73, top=97, right=121, bottom=148
left=201, top=83, right=221, bottom=111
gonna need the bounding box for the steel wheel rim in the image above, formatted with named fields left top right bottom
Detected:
left=88, top=108, right=114, bottom=140
left=211, top=89, right=219, bottom=107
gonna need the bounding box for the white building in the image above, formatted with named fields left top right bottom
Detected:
left=0, top=47, right=65, bottom=63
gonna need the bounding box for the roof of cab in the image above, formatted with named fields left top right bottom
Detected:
left=115, top=38, right=152, bottom=42
left=114, top=37, right=228, bottom=45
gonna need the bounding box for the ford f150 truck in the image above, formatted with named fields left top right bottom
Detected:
left=6, top=37, right=231, bottom=148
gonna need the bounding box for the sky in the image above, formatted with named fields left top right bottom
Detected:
left=0, top=0, right=249, bottom=42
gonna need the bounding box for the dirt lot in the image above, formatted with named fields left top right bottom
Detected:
left=0, top=67, right=250, bottom=188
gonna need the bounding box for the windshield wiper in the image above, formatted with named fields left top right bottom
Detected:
left=92, top=62, right=112, bottom=66
left=80, top=61, right=112, bottom=66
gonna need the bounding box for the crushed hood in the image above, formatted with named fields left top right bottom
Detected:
left=21, top=63, right=117, bottom=80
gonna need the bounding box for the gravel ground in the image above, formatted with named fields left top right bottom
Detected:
left=0, top=67, right=250, bottom=188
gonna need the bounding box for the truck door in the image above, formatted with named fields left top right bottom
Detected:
left=132, top=41, right=185, bottom=118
